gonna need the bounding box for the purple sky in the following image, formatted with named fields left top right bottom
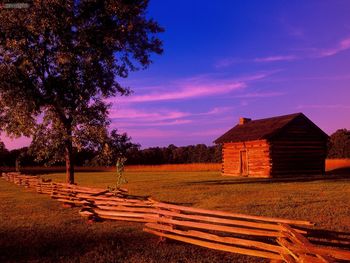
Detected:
left=2, top=1, right=350, bottom=149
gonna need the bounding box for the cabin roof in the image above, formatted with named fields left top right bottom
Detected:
left=214, top=112, right=328, bottom=144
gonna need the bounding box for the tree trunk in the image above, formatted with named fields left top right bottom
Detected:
left=65, top=139, right=75, bottom=184
left=62, top=116, right=75, bottom=184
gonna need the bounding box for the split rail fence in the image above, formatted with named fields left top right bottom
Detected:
left=2, top=172, right=350, bottom=263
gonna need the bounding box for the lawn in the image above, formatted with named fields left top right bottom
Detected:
left=1, top=163, right=350, bottom=262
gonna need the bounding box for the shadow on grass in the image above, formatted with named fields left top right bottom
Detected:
left=0, top=225, right=148, bottom=262
left=0, top=224, right=245, bottom=263
left=1, top=166, right=114, bottom=175
left=306, top=228, right=350, bottom=249
left=182, top=168, right=350, bottom=186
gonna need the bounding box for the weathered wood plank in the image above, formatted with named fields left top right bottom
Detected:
left=150, top=201, right=314, bottom=226
left=144, top=228, right=283, bottom=260
left=145, top=223, right=287, bottom=254
left=280, top=224, right=336, bottom=262
left=144, top=216, right=283, bottom=237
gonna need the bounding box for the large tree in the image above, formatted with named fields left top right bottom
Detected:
left=0, top=0, right=163, bottom=183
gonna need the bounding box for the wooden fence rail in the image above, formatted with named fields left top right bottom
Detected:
left=2, top=172, right=350, bottom=263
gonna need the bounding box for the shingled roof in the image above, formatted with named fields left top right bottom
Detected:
left=214, top=112, right=327, bottom=144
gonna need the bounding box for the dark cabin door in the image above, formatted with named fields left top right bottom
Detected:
left=240, top=150, right=248, bottom=176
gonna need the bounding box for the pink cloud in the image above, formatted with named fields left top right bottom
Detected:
left=124, top=82, right=245, bottom=103
left=109, top=108, right=188, bottom=121
left=109, top=106, right=234, bottom=129
left=108, top=73, right=275, bottom=105
left=254, top=55, right=298, bottom=62
left=111, top=113, right=245, bottom=147
left=319, top=37, right=350, bottom=57
left=117, top=125, right=227, bottom=146
left=204, top=106, right=233, bottom=115
left=116, top=119, right=192, bottom=127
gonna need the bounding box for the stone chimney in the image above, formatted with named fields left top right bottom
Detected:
left=239, top=117, right=251, bottom=125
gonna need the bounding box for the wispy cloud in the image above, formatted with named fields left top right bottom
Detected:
left=126, top=82, right=245, bottom=103
left=214, top=36, right=350, bottom=68
left=116, top=117, right=240, bottom=147
left=318, top=37, right=350, bottom=57
left=110, top=106, right=234, bottom=128
left=106, top=71, right=285, bottom=145
left=235, top=91, right=285, bottom=98
left=297, top=104, right=350, bottom=110
left=235, top=72, right=276, bottom=82
left=117, top=119, right=193, bottom=127
left=214, top=58, right=238, bottom=68
left=254, top=55, right=298, bottom=62
left=214, top=56, right=297, bottom=67
left=109, top=106, right=255, bottom=147
left=109, top=72, right=273, bottom=104
left=204, top=106, right=234, bottom=115
left=109, top=108, right=188, bottom=121
left=290, top=37, right=350, bottom=58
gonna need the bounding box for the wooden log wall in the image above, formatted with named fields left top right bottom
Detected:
left=222, top=140, right=271, bottom=177
left=270, top=117, right=328, bottom=177
left=2, top=172, right=350, bottom=263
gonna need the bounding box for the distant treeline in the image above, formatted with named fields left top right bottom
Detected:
left=327, top=129, right=350, bottom=159
left=0, top=143, right=222, bottom=167
left=0, top=128, right=349, bottom=167
left=126, top=144, right=222, bottom=165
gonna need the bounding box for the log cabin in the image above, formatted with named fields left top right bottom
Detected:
left=214, top=113, right=329, bottom=177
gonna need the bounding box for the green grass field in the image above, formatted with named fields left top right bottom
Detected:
left=1, top=167, right=350, bottom=262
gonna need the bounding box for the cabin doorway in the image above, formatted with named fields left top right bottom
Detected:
left=240, top=150, right=248, bottom=176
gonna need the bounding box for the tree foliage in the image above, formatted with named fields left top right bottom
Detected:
left=91, top=129, right=140, bottom=166
left=0, top=0, right=163, bottom=183
left=328, top=129, right=350, bottom=158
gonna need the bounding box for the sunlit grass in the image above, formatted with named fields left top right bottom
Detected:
left=125, top=159, right=350, bottom=172
left=1, top=160, right=350, bottom=262
left=125, top=163, right=221, bottom=172
left=0, top=175, right=258, bottom=263
left=42, top=168, right=350, bottom=229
